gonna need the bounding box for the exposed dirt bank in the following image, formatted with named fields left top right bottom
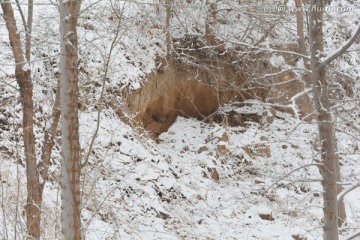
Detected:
left=123, top=55, right=264, bottom=137
left=121, top=42, right=317, bottom=137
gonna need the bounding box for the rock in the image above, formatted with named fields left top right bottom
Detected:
left=259, top=213, right=274, bottom=221
left=197, top=146, right=208, bottom=153
left=266, top=115, right=275, bottom=124
left=220, top=132, right=229, bottom=142
left=261, top=110, right=275, bottom=125
left=217, top=142, right=227, bottom=155
left=243, top=144, right=271, bottom=158
left=207, top=167, right=219, bottom=181
left=292, top=234, right=306, bottom=240
left=255, top=179, right=264, bottom=184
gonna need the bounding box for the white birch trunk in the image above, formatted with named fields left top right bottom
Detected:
left=59, top=0, right=82, bottom=239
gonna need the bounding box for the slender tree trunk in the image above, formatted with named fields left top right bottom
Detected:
left=59, top=0, right=82, bottom=239
left=336, top=158, right=346, bottom=227
left=293, top=0, right=314, bottom=119
left=165, top=0, right=172, bottom=56
left=25, top=0, right=33, bottom=62
left=205, top=0, right=217, bottom=46
left=40, top=80, right=61, bottom=195
left=308, top=1, right=341, bottom=239
left=1, top=2, right=42, bottom=239
left=295, top=0, right=306, bottom=56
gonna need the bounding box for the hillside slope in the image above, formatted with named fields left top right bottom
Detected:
left=0, top=0, right=359, bottom=239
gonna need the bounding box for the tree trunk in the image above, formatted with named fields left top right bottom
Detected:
left=59, top=0, right=82, bottom=239
left=165, top=0, right=172, bottom=55
left=205, top=0, right=217, bottom=46
left=1, top=2, right=42, bottom=239
left=308, top=1, right=341, bottom=239
left=40, top=80, right=61, bottom=195
left=295, top=0, right=306, bottom=56
left=25, top=0, right=33, bottom=62
left=293, top=0, right=313, bottom=119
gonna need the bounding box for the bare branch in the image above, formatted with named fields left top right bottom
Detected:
left=0, top=54, right=59, bottom=66
left=290, top=88, right=313, bottom=120
left=258, top=67, right=310, bottom=80
left=227, top=39, right=310, bottom=60
left=337, top=181, right=360, bottom=205
left=81, top=1, right=126, bottom=169
left=264, top=164, right=321, bottom=194
left=14, top=0, right=27, bottom=28
left=254, top=21, right=278, bottom=46
left=318, top=25, right=360, bottom=69
left=346, top=231, right=360, bottom=240
left=40, top=80, right=61, bottom=194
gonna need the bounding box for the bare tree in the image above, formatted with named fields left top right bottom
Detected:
left=1, top=1, right=41, bottom=238
left=308, top=0, right=360, bottom=239
left=58, top=0, right=82, bottom=239
left=1, top=1, right=62, bottom=238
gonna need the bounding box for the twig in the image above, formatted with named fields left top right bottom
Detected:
left=226, top=39, right=310, bottom=60
left=258, top=67, right=311, bottom=80
left=14, top=0, right=27, bottom=31
left=264, top=164, right=321, bottom=193
left=337, top=181, right=360, bottom=205
left=346, top=231, right=360, bottom=240
left=318, top=25, right=360, bottom=69
left=81, top=0, right=126, bottom=169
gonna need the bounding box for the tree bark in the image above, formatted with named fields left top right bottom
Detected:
left=165, top=0, right=172, bottom=56
left=295, top=0, right=306, bottom=56
left=40, top=80, right=61, bottom=195
left=25, top=0, right=33, bottom=62
left=59, top=0, right=82, bottom=239
left=293, top=0, right=314, bottom=119
left=308, top=0, right=341, bottom=239
left=1, top=2, right=42, bottom=239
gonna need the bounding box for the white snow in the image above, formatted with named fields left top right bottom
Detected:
left=22, top=63, right=31, bottom=72
left=0, top=0, right=359, bottom=239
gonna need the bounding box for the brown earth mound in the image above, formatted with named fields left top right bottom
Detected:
left=122, top=40, right=321, bottom=137
left=124, top=56, right=266, bottom=137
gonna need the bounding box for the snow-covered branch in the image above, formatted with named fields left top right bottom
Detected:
left=258, top=67, right=310, bottom=79
left=226, top=39, right=310, bottom=60
left=337, top=181, right=360, bottom=204
left=318, top=25, right=360, bottom=69
left=240, top=100, right=293, bottom=110
left=0, top=54, right=59, bottom=66
left=290, top=88, right=313, bottom=120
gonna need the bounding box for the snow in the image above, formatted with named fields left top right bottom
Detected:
left=270, top=54, right=285, bottom=68
left=0, top=0, right=360, bottom=239
left=22, top=63, right=30, bottom=72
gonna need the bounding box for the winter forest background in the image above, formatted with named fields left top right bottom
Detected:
left=0, top=0, right=360, bottom=239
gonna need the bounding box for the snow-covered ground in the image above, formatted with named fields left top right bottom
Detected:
left=1, top=102, right=360, bottom=239
left=0, top=0, right=360, bottom=239
left=75, top=102, right=360, bottom=239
